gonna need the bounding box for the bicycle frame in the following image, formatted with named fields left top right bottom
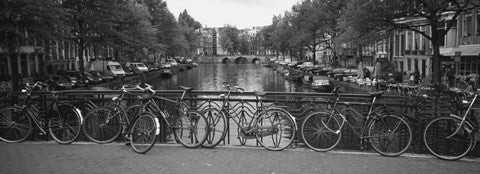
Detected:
left=141, top=90, right=190, bottom=128
left=447, top=93, right=478, bottom=141
left=18, top=93, right=82, bottom=135
left=328, top=92, right=383, bottom=140
left=220, top=88, right=267, bottom=134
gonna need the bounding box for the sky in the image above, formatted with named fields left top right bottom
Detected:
left=165, top=0, right=299, bottom=29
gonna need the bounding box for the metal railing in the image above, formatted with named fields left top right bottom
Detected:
left=2, top=89, right=478, bottom=156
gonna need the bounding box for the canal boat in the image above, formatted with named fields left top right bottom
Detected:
left=285, top=71, right=302, bottom=82
left=160, top=69, right=173, bottom=79
left=302, top=75, right=313, bottom=86
left=311, top=76, right=332, bottom=92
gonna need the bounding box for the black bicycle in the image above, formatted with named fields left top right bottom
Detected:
left=301, top=87, right=413, bottom=156
left=0, top=81, right=83, bottom=144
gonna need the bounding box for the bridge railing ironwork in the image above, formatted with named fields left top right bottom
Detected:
left=3, top=89, right=477, bottom=156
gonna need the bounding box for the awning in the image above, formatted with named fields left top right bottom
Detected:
left=444, top=45, right=480, bottom=56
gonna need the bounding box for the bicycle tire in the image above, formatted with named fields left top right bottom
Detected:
left=423, top=116, right=474, bottom=160
left=255, top=108, right=296, bottom=151
left=130, top=112, right=159, bottom=154
left=0, top=107, right=33, bottom=143
left=48, top=104, right=82, bottom=144
left=202, top=108, right=227, bottom=148
left=237, top=111, right=248, bottom=145
left=82, top=106, right=122, bottom=144
left=173, top=110, right=209, bottom=148
left=301, top=111, right=342, bottom=152
left=125, top=104, right=142, bottom=126
left=368, top=113, right=412, bottom=157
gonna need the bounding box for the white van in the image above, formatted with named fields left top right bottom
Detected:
left=89, top=60, right=126, bottom=77
left=126, top=62, right=149, bottom=73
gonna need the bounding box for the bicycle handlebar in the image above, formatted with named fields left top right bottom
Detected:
left=22, top=81, right=48, bottom=93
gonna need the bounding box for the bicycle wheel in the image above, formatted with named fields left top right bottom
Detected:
left=423, top=116, right=474, bottom=160
left=368, top=113, right=412, bottom=157
left=130, top=112, right=159, bottom=154
left=48, top=104, right=82, bottom=144
left=125, top=104, right=142, bottom=125
left=173, top=110, right=209, bottom=148
left=301, top=111, right=342, bottom=152
left=82, top=107, right=122, bottom=143
left=237, top=110, right=249, bottom=145
left=202, top=108, right=227, bottom=148
left=255, top=108, right=296, bottom=151
left=0, top=107, right=33, bottom=143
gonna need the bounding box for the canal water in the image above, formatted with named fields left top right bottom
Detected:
left=146, top=63, right=315, bottom=92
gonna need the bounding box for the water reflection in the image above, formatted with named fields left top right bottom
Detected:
left=146, top=63, right=313, bottom=92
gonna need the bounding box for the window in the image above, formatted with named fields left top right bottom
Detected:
left=401, top=33, right=406, bottom=56
left=394, top=34, right=399, bottom=56
left=477, top=11, right=480, bottom=36
left=407, top=58, right=412, bottom=71
left=414, top=59, right=419, bottom=71
left=414, top=27, right=420, bottom=51
left=463, top=14, right=472, bottom=37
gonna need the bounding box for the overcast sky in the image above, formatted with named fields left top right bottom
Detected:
left=165, top=0, right=299, bottom=29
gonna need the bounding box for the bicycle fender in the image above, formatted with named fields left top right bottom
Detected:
left=59, top=103, right=84, bottom=124
left=154, top=117, right=160, bottom=135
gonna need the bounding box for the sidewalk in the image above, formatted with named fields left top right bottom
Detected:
left=1, top=142, right=479, bottom=174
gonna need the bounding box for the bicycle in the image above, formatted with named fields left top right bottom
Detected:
left=0, top=81, right=83, bottom=144
left=301, top=87, right=413, bottom=157
left=423, top=89, right=480, bottom=160
left=137, top=83, right=209, bottom=148
left=203, top=82, right=297, bottom=151
left=82, top=84, right=160, bottom=154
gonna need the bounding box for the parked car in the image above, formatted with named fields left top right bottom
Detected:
left=95, top=71, right=114, bottom=81
left=125, top=62, right=149, bottom=73
left=166, top=59, right=178, bottom=67
left=35, top=74, right=73, bottom=90
left=64, top=71, right=89, bottom=87
left=122, top=66, right=134, bottom=76
left=298, top=62, right=314, bottom=70
left=85, top=71, right=103, bottom=84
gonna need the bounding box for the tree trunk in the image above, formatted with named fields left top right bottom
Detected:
left=431, top=20, right=442, bottom=83
left=78, top=19, right=86, bottom=72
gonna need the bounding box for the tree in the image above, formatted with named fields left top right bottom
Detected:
left=219, top=25, right=240, bottom=55
left=0, top=0, right=69, bottom=89
left=342, top=0, right=480, bottom=83
left=144, top=0, right=185, bottom=59
left=238, top=34, right=250, bottom=55
left=63, top=0, right=132, bottom=72
left=178, top=10, right=202, bottom=57
left=289, top=0, right=347, bottom=63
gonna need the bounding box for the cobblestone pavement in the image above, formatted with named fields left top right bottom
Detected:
left=1, top=142, right=479, bottom=174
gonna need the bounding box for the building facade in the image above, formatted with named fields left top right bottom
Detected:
left=392, top=8, right=480, bottom=78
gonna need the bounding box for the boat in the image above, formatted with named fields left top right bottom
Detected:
left=160, top=69, right=173, bottom=79
left=302, top=75, right=313, bottom=86
left=285, top=72, right=302, bottom=82
left=311, top=76, right=332, bottom=92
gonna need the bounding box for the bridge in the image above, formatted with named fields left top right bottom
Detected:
left=197, top=55, right=293, bottom=64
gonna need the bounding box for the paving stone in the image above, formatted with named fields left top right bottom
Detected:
left=0, top=142, right=479, bottom=174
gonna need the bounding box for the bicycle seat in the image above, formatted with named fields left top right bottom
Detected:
left=135, top=94, right=151, bottom=100
left=369, top=91, right=384, bottom=97
left=179, top=86, right=194, bottom=92
left=254, top=90, right=267, bottom=97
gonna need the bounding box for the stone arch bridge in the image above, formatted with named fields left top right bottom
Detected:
left=197, top=55, right=274, bottom=64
